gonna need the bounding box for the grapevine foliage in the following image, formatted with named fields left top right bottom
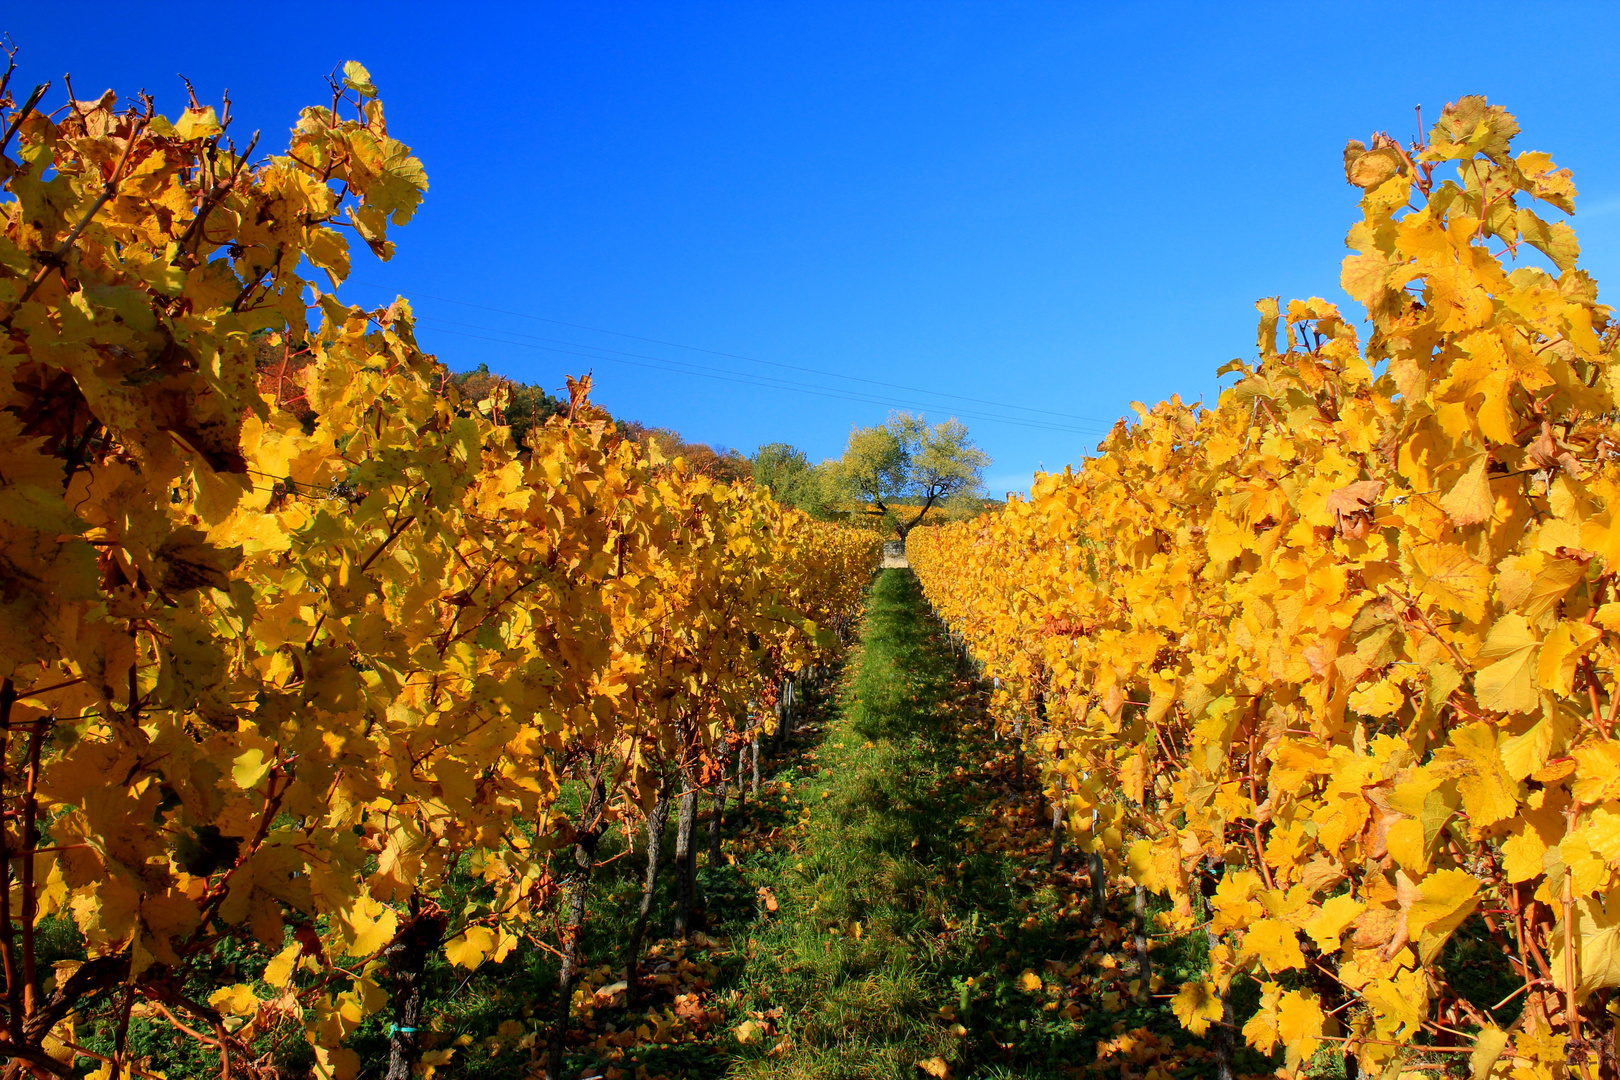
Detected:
left=911, top=99, right=1619, bottom=1079
left=0, top=63, right=877, bottom=1076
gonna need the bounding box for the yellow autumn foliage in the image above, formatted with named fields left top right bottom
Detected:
left=0, top=66, right=876, bottom=1072
left=912, top=98, right=1618, bottom=1078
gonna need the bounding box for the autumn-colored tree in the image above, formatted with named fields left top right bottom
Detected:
left=450, top=362, right=563, bottom=449
left=619, top=420, right=752, bottom=483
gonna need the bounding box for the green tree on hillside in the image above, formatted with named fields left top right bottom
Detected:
left=751, top=443, right=836, bottom=518
left=829, top=413, right=989, bottom=542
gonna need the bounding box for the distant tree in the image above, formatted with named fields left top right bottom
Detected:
left=451, top=364, right=564, bottom=451
left=829, top=412, right=989, bottom=541
left=751, top=443, right=836, bottom=517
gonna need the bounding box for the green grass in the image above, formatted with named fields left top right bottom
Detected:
left=717, top=568, right=1209, bottom=1080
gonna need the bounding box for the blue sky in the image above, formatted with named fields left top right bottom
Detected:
left=12, top=3, right=1620, bottom=495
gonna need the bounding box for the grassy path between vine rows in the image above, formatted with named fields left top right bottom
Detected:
left=710, top=568, right=1212, bottom=1080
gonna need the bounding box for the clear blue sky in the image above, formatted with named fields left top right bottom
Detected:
left=12, top=3, right=1620, bottom=495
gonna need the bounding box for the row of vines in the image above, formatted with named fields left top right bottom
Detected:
left=0, top=61, right=877, bottom=1078
left=911, top=98, right=1620, bottom=1080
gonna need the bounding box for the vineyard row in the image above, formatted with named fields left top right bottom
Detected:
left=910, top=98, right=1620, bottom=1080
left=0, top=64, right=878, bottom=1078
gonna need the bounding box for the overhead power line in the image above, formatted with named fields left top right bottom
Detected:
left=415, top=318, right=1113, bottom=437
left=350, top=279, right=1119, bottom=429
left=412, top=313, right=1115, bottom=436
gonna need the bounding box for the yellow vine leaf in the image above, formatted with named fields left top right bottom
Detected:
left=1303, top=893, right=1365, bottom=953
left=342, top=60, right=378, bottom=97
left=1348, top=678, right=1404, bottom=718
left=446, top=926, right=497, bottom=969
left=1440, top=454, right=1495, bottom=527
left=1411, top=542, right=1493, bottom=623
left=232, top=747, right=273, bottom=790
left=1430, top=722, right=1518, bottom=827
left=1573, top=742, right=1620, bottom=804
left=208, top=983, right=260, bottom=1018
left=1275, top=989, right=1325, bottom=1068
left=1405, top=868, right=1480, bottom=965
left=1171, top=980, right=1224, bottom=1035
left=313, top=1045, right=362, bottom=1080
left=263, top=943, right=302, bottom=989
left=1548, top=889, right=1620, bottom=1002
left=1536, top=620, right=1601, bottom=697
left=1241, top=980, right=1283, bottom=1053
left=336, top=895, right=398, bottom=959
left=1245, top=919, right=1305, bottom=973
left=1210, top=870, right=1264, bottom=934
left=1470, top=1026, right=1510, bottom=1080
left=1473, top=616, right=1540, bottom=714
